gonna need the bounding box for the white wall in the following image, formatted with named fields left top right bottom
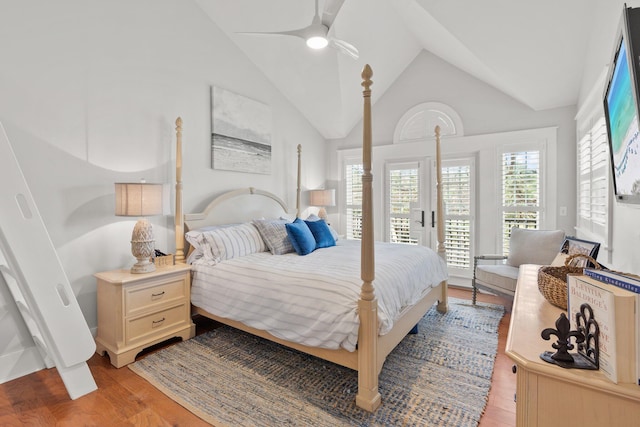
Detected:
left=0, top=0, right=325, bottom=382
left=578, top=0, right=640, bottom=274
left=327, top=50, right=577, bottom=258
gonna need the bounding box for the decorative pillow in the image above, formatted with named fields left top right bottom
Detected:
left=304, top=219, right=336, bottom=249
left=506, top=227, right=565, bottom=267
left=305, top=213, right=339, bottom=241
left=253, top=218, right=295, bottom=255
left=285, top=218, right=317, bottom=255
left=185, top=224, right=239, bottom=264
left=187, top=222, right=266, bottom=264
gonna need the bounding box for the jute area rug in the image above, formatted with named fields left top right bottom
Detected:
left=129, top=298, right=505, bottom=426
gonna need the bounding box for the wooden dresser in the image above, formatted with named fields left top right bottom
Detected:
left=94, top=263, right=195, bottom=368
left=506, top=264, right=640, bottom=426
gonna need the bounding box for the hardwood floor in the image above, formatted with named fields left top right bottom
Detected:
left=0, top=288, right=515, bottom=426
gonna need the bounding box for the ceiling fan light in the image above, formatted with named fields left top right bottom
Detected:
left=306, top=36, right=328, bottom=49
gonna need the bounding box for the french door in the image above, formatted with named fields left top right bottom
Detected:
left=385, top=157, right=475, bottom=277
left=385, top=160, right=430, bottom=246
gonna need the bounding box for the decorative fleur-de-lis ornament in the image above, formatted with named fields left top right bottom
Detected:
left=539, top=305, right=599, bottom=370
left=541, top=312, right=585, bottom=363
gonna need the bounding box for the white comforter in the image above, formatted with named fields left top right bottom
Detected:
left=190, top=239, right=448, bottom=351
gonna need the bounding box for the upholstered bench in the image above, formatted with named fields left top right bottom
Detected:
left=472, top=227, right=565, bottom=304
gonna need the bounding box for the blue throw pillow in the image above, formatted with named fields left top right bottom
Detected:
left=285, top=218, right=316, bottom=255
left=305, top=219, right=336, bottom=249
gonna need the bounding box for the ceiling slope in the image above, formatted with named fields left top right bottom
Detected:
left=196, top=0, right=596, bottom=139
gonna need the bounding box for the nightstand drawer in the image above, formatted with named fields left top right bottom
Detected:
left=125, top=276, right=188, bottom=316
left=126, top=303, right=188, bottom=343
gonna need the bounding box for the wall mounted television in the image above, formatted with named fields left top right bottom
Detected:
left=603, top=4, right=640, bottom=204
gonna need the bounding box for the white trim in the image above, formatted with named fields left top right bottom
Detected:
left=0, top=346, right=46, bottom=384
left=393, top=102, right=464, bottom=144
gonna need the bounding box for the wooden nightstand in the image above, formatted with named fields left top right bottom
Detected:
left=94, top=263, right=195, bottom=368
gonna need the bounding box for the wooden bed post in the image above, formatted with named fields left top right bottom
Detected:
left=296, top=144, right=301, bottom=218
left=355, top=64, right=382, bottom=412
left=175, top=117, right=185, bottom=263
left=435, top=125, right=448, bottom=312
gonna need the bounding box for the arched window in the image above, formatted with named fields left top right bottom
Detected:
left=393, top=102, right=464, bottom=144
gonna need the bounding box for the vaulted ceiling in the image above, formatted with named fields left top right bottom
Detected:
left=195, top=0, right=596, bottom=139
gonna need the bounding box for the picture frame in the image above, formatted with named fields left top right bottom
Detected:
left=210, top=86, right=272, bottom=174
left=561, top=237, right=600, bottom=267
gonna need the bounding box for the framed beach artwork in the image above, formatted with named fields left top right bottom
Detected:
left=211, top=86, right=272, bottom=174
left=561, top=236, right=600, bottom=267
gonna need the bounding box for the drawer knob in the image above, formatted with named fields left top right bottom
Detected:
left=151, top=291, right=165, bottom=298
left=152, top=317, right=166, bottom=327
left=512, top=365, right=517, bottom=374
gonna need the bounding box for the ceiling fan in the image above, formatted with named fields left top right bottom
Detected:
left=238, top=0, right=359, bottom=59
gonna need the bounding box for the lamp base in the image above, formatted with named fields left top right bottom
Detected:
left=317, top=207, right=328, bottom=221
left=131, top=258, right=156, bottom=274
left=130, top=218, right=156, bottom=274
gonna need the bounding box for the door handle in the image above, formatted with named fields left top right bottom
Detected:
left=431, top=211, right=435, bottom=228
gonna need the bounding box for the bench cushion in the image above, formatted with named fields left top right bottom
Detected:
left=475, top=264, right=520, bottom=294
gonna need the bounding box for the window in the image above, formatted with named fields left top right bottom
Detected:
left=500, top=149, right=541, bottom=254
left=442, top=159, right=473, bottom=269
left=577, top=116, right=610, bottom=242
left=345, top=162, right=363, bottom=239
left=393, top=102, right=465, bottom=143
left=387, top=163, right=419, bottom=244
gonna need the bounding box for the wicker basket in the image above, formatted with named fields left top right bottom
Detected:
left=537, top=253, right=600, bottom=310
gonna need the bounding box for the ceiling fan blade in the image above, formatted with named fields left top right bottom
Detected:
left=236, top=27, right=308, bottom=40
left=321, top=0, right=346, bottom=28
left=329, top=38, right=359, bottom=60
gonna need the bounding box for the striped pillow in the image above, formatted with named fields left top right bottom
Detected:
left=253, top=218, right=295, bottom=255
left=195, top=223, right=266, bottom=264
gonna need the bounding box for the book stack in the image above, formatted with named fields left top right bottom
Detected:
left=567, top=271, right=638, bottom=384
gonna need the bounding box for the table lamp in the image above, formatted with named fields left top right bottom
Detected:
left=309, top=189, right=335, bottom=221
left=115, top=182, right=164, bottom=273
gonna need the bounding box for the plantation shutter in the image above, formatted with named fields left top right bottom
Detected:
left=345, top=162, right=363, bottom=239
left=577, top=117, right=610, bottom=240
left=500, top=150, right=541, bottom=254
left=387, top=164, right=419, bottom=244
left=442, top=160, right=473, bottom=269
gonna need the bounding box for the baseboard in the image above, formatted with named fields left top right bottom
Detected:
left=0, top=345, right=46, bottom=384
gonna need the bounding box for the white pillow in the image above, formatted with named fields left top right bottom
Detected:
left=185, top=224, right=235, bottom=263
left=506, top=227, right=565, bottom=267
left=186, top=223, right=266, bottom=264
left=305, top=213, right=321, bottom=221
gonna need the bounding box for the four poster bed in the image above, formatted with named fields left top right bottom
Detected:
left=172, top=65, right=448, bottom=412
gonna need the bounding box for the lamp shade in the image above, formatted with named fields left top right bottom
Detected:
left=115, top=183, right=164, bottom=217
left=309, top=189, right=336, bottom=207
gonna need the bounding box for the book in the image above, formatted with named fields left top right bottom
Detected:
left=584, top=268, right=640, bottom=386
left=584, top=268, right=640, bottom=294
left=567, top=275, right=637, bottom=384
